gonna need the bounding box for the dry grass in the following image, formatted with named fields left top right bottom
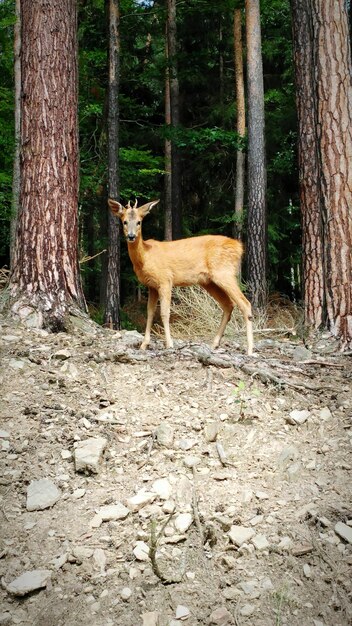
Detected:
left=153, top=286, right=302, bottom=343
left=0, top=267, right=10, bottom=290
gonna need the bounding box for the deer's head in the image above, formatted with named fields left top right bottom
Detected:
left=108, top=198, right=160, bottom=242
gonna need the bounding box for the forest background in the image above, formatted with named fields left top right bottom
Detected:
left=0, top=0, right=351, bottom=342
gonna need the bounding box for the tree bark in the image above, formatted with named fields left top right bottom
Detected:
left=245, top=0, right=267, bottom=310
left=312, top=0, right=352, bottom=348
left=292, top=0, right=352, bottom=348
left=164, top=22, right=172, bottom=241
left=104, top=0, right=121, bottom=329
left=10, top=0, right=21, bottom=270
left=9, top=0, right=86, bottom=330
left=167, top=0, right=182, bottom=239
left=291, top=0, right=325, bottom=329
left=233, top=8, right=245, bottom=241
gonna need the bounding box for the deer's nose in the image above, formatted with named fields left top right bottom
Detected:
left=127, top=233, right=136, bottom=241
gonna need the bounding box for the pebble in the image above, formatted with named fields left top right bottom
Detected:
left=74, top=437, right=107, bottom=473
left=142, top=612, right=160, bottom=626
left=0, top=430, right=10, bottom=439
left=239, top=604, right=255, bottom=617
left=174, top=513, right=193, bottom=533
left=155, top=423, right=174, bottom=447
left=303, top=563, right=312, bottom=578
left=175, top=605, right=190, bottom=620
left=72, top=488, right=86, bottom=499
left=127, top=490, right=156, bottom=511
left=334, top=521, right=352, bottom=544
left=228, top=525, right=255, bottom=547
left=98, top=503, right=130, bottom=521
left=204, top=422, right=219, bottom=442
left=286, top=409, right=310, bottom=425
left=251, top=535, right=270, bottom=551
left=133, top=541, right=150, bottom=561
left=61, top=449, right=72, bottom=460
left=319, top=407, right=332, bottom=420
left=208, top=606, right=232, bottom=625
left=93, top=548, right=106, bottom=574
left=183, top=455, right=201, bottom=468
left=26, top=478, right=61, bottom=511
left=4, top=570, right=51, bottom=596
left=152, top=478, right=172, bottom=500
left=178, top=439, right=196, bottom=451
left=120, top=587, right=132, bottom=601
left=53, top=349, right=71, bottom=360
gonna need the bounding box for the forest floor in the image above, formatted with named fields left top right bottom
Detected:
left=0, top=313, right=351, bottom=626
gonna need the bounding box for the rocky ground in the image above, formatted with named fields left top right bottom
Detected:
left=0, top=314, right=351, bottom=626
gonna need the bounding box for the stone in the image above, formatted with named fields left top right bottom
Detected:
left=292, top=346, right=312, bottom=361
left=93, top=548, right=106, bottom=574
left=155, top=423, right=174, bottom=447
left=0, top=612, right=11, bottom=624
left=228, top=525, right=255, bottom=547
left=74, top=437, right=107, bottom=473
left=174, top=513, right=193, bottom=533
left=53, top=349, right=71, bottom=360
left=178, top=439, right=196, bottom=451
left=120, top=587, right=132, bottom=601
left=4, top=570, right=51, bottom=596
left=72, top=488, right=86, bottom=499
left=26, top=479, right=61, bottom=511
left=303, top=563, right=312, bottom=578
left=204, top=422, right=219, bottom=443
left=127, top=490, right=156, bottom=512
left=183, top=455, right=201, bottom=468
left=98, top=503, right=129, bottom=521
left=61, top=449, right=72, bottom=460
left=251, top=535, right=270, bottom=551
left=142, top=611, right=160, bottom=626
left=0, top=430, right=10, bottom=439
left=334, top=522, right=352, bottom=544
left=319, top=407, right=332, bottom=420
left=286, top=409, right=310, bottom=425
left=175, top=605, right=190, bottom=620
left=133, top=541, right=149, bottom=561
left=240, top=489, right=253, bottom=503
left=278, top=536, right=292, bottom=550
left=175, top=476, right=193, bottom=509
left=278, top=445, right=299, bottom=466
left=209, top=606, right=232, bottom=626
left=152, top=478, right=172, bottom=500
left=239, top=604, right=255, bottom=617
left=72, top=546, right=94, bottom=560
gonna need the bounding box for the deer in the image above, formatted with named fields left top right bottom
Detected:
left=108, top=198, right=253, bottom=355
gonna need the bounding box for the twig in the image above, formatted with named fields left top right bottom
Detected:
left=192, top=467, right=204, bottom=548
left=149, top=518, right=184, bottom=585
left=79, top=249, right=107, bottom=264
left=298, top=359, right=345, bottom=368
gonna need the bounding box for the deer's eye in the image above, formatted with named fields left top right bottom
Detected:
left=137, top=221, right=141, bottom=226
left=123, top=221, right=128, bottom=226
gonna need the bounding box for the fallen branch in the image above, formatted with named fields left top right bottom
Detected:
left=79, top=249, right=107, bottom=264
left=149, top=516, right=184, bottom=585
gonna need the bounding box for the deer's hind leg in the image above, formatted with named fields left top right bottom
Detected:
left=203, top=282, right=234, bottom=349
left=141, top=287, right=158, bottom=350
left=212, top=275, right=253, bottom=356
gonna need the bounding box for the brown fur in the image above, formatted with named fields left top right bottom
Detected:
left=108, top=198, right=253, bottom=354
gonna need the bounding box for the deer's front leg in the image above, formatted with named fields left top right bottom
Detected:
left=141, top=287, right=158, bottom=350
left=159, top=284, right=173, bottom=349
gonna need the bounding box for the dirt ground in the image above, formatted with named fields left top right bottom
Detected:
left=0, top=314, right=351, bottom=626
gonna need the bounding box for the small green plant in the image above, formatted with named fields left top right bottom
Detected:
left=233, top=380, right=261, bottom=419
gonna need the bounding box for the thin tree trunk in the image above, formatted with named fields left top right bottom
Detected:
left=164, top=22, right=172, bottom=241
left=312, top=0, right=352, bottom=348
left=10, top=0, right=21, bottom=270
left=104, top=0, right=121, bottom=329
left=245, top=0, right=267, bottom=310
left=9, top=0, right=86, bottom=329
left=291, top=0, right=325, bottom=329
left=167, top=0, right=182, bottom=239
left=233, top=8, right=245, bottom=241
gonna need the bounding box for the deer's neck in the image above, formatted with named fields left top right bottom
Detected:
left=127, top=235, right=146, bottom=269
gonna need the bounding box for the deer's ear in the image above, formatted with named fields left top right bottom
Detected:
left=108, top=199, right=124, bottom=217
left=139, top=199, right=160, bottom=216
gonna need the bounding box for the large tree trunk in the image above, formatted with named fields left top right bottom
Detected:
left=104, top=0, right=121, bottom=329
left=292, top=0, right=352, bottom=349
left=245, top=0, right=267, bottom=310
left=164, top=23, right=172, bottom=241
left=233, top=8, right=245, bottom=241
left=167, top=0, right=182, bottom=239
left=291, top=0, right=325, bottom=329
left=312, top=0, right=352, bottom=348
left=10, top=0, right=21, bottom=270
left=9, top=0, right=86, bottom=330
